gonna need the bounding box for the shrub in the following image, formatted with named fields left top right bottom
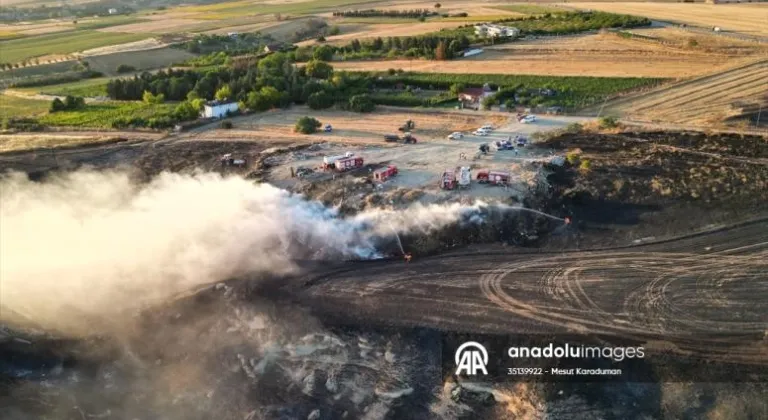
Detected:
left=566, top=151, right=581, bottom=165
left=348, top=94, right=375, bottom=113
left=316, top=35, right=326, bottom=42
left=295, top=116, right=322, bottom=134
left=328, top=26, right=341, bottom=36
left=219, top=120, right=233, bottom=129
left=116, top=64, right=136, bottom=73
left=598, top=116, right=618, bottom=129
left=565, top=122, right=583, bottom=133
left=579, top=159, right=592, bottom=171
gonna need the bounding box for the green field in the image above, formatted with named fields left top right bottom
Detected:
left=39, top=101, right=176, bottom=128
left=32, top=78, right=109, bottom=97
left=0, top=31, right=149, bottom=64
left=0, top=93, right=50, bottom=118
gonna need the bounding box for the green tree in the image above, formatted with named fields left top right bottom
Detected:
left=295, top=116, right=322, bottom=134
left=173, top=101, right=200, bottom=120
left=348, top=94, right=375, bottom=113
left=449, top=83, right=465, bottom=96
left=49, top=98, right=66, bottom=113
left=305, top=60, right=333, bottom=79
left=215, top=85, right=232, bottom=101
left=143, top=91, right=165, bottom=104
left=307, top=91, right=334, bottom=110
left=313, top=45, right=335, bottom=61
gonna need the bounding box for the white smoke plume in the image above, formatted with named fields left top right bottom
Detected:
left=0, top=170, right=497, bottom=335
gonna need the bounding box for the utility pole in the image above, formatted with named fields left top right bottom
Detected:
left=756, top=104, right=763, bottom=128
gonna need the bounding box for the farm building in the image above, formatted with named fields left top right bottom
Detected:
left=474, top=24, right=520, bottom=38
left=202, top=101, right=239, bottom=119
left=458, top=86, right=495, bottom=109
left=108, top=8, right=118, bottom=14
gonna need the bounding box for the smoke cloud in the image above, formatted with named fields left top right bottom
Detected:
left=0, top=170, right=496, bottom=334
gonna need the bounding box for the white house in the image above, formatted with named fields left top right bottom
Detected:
left=474, top=24, right=520, bottom=38
left=108, top=8, right=118, bottom=14
left=202, top=101, right=239, bottom=119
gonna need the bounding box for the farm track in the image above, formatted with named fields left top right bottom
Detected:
left=293, top=220, right=768, bottom=363
left=607, top=59, right=768, bottom=123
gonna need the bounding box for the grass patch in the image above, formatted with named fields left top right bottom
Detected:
left=493, top=5, right=563, bottom=15
left=33, top=78, right=109, bottom=97
left=39, top=101, right=176, bottom=128
left=0, top=61, right=76, bottom=81
left=0, top=93, right=50, bottom=119
left=0, top=31, right=149, bottom=64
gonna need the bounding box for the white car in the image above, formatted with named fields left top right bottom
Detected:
left=473, top=129, right=490, bottom=136
left=480, top=124, right=494, bottom=131
left=519, top=115, right=537, bottom=124
left=447, top=132, right=464, bottom=140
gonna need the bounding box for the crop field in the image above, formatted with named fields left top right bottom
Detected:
left=296, top=21, right=468, bottom=46
left=604, top=59, right=768, bottom=126
left=0, top=93, right=49, bottom=118
left=492, top=4, right=566, bottom=15
left=175, top=0, right=379, bottom=20
left=0, top=31, right=149, bottom=64
left=31, top=78, right=109, bottom=97
left=567, top=2, right=768, bottom=36
left=83, top=47, right=196, bottom=76
left=329, top=51, right=737, bottom=78
left=97, top=17, right=207, bottom=34
left=37, top=102, right=177, bottom=128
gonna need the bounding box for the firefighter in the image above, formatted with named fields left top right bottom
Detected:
left=404, top=253, right=412, bottom=263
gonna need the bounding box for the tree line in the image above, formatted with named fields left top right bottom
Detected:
left=332, top=9, right=438, bottom=18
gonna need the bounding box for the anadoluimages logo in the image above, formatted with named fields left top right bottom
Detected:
left=455, top=341, right=488, bottom=375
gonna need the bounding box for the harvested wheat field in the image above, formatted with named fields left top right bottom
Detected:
left=604, top=59, right=768, bottom=125
left=330, top=32, right=755, bottom=77
left=568, top=2, right=768, bottom=36
left=97, top=17, right=206, bottom=34
left=182, top=106, right=508, bottom=145
left=296, top=21, right=470, bottom=46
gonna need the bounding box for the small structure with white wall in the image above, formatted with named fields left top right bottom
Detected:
left=108, top=8, right=118, bottom=14
left=201, top=101, right=239, bottom=119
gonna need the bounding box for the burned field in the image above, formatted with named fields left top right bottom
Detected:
left=537, top=130, right=768, bottom=246
left=2, top=129, right=767, bottom=419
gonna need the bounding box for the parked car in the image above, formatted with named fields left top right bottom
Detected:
left=519, top=115, right=537, bottom=124
left=480, top=124, right=494, bottom=131
left=447, top=132, right=464, bottom=140
left=473, top=129, right=490, bottom=136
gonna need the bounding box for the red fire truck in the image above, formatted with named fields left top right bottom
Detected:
left=374, top=165, right=398, bottom=181
left=334, top=156, right=364, bottom=172
left=476, top=169, right=510, bottom=185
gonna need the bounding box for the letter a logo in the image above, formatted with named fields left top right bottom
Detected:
left=455, top=341, right=488, bottom=375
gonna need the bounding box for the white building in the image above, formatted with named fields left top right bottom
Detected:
left=108, top=8, right=118, bottom=14
left=474, top=24, right=520, bottom=38
left=202, top=101, right=239, bottom=119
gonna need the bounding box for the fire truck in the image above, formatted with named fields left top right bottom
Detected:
left=334, top=156, right=364, bottom=172
left=374, top=165, right=398, bottom=181
left=476, top=169, right=510, bottom=185
left=439, top=169, right=457, bottom=190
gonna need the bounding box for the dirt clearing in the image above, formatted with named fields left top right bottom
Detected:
left=567, top=2, right=768, bottom=36
left=0, top=131, right=164, bottom=154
